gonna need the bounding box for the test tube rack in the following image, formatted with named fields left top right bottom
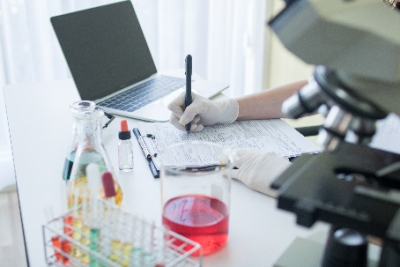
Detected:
left=42, top=200, right=202, bottom=267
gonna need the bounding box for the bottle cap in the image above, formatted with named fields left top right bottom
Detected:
left=119, top=120, right=131, bottom=140
left=101, top=171, right=116, bottom=198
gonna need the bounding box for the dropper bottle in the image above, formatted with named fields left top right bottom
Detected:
left=118, top=119, right=134, bottom=172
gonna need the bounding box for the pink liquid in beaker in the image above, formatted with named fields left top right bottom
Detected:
left=162, top=194, right=229, bottom=255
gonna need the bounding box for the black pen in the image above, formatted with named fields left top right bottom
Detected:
left=185, top=55, right=192, bottom=134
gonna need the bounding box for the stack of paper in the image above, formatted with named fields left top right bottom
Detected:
left=138, top=119, right=321, bottom=167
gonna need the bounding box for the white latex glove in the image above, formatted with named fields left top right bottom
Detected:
left=232, top=150, right=292, bottom=197
left=167, top=92, right=239, bottom=132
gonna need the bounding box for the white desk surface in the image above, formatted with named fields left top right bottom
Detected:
left=4, top=80, right=329, bottom=267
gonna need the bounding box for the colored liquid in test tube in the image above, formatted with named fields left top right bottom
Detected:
left=51, top=236, right=63, bottom=262
left=60, top=182, right=73, bottom=264
left=61, top=214, right=73, bottom=264
left=44, top=207, right=64, bottom=263
left=140, top=221, right=156, bottom=266
left=120, top=242, right=132, bottom=267
left=108, top=210, right=123, bottom=263
left=71, top=189, right=83, bottom=259
left=110, top=239, right=122, bottom=262
left=118, top=214, right=134, bottom=267
left=63, top=215, right=73, bottom=245
left=86, top=163, right=102, bottom=267
left=80, top=194, right=91, bottom=265
left=102, top=172, right=121, bottom=263
left=89, top=228, right=100, bottom=267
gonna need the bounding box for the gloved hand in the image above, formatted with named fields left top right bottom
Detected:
left=167, top=92, right=239, bottom=132
left=232, top=150, right=291, bottom=197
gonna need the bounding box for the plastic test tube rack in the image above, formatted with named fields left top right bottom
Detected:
left=42, top=199, right=202, bottom=267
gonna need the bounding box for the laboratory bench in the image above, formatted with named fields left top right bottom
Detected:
left=4, top=79, right=330, bottom=267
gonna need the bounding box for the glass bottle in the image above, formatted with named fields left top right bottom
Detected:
left=62, top=101, right=96, bottom=181
left=118, top=119, right=134, bottom=172
left=67, top=101, right=123, bottom=208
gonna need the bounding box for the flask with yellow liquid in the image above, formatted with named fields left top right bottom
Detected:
left=67, top=101, right=123, bottom=208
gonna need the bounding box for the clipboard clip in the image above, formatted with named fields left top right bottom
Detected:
left=132, top=128, right=160, bottom=178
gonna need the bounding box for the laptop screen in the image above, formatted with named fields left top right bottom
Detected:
left=51, top=1, right=157, bottom=101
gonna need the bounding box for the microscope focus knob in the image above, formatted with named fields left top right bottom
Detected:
left=322, top=228, right=368, bottom=267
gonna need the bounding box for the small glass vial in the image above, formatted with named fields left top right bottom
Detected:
left=118, top=120, right=134, bottom=172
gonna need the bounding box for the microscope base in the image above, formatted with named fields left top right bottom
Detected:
left=274, top=237, right=379, bottom=267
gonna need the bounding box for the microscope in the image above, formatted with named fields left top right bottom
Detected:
left=269, top=0, right=400, bottom=266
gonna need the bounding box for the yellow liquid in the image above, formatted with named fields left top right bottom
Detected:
left=80, top=225, right=90, bottom=264
left=110, top=240, right=122, bottom=262
left=120, top=243, right=133, bottom=267
left=71, top=218, right=83, bottom=258
left=67, top=176, right=123, bottom=209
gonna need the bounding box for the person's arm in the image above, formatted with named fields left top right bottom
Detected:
left=167, top=79, right=308, bottom=132
left=236, top=80, right=307, bottom=120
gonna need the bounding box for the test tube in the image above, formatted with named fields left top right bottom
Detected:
left=154, top=228, right=169, bottom=267
left=109, top=209, right=123, bottom=262
left=44, top=207, right=63, bottom=262
left=80, top=193, right=91, bottom=265
left=89, top=208, right=102, bottom=267
left=71, top=188, right=83, bottom=259
left=141, top=221, right=156, bottom=266
left=131, top=216, right=144, bottom=266
left=101, top=171, right=120, bottom=262
left=98, top=200, right=112, bottom=265
left=119, top=213, right=133, bottom=267
left=86, top=163, right=102, bottom=267
left=60, top=182, right=72, bottom=264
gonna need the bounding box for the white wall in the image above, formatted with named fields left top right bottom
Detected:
left=263, top=0, right=324, bottom=133
left=263, top=0, right=313, bottom=89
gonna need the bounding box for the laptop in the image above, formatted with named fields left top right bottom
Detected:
left=51, top=1, right=228, bottom=122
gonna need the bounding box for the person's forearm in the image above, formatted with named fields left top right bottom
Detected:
left=236, top=80, right=307, bottom=120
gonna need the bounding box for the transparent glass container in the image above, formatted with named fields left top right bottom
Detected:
left=62, top=101, right=96, bottom=181
left=118, top=139, right=134, bottom=172
left=67, top=101, right=123, bottom=208
left=160, top=141, right=234, bottom=256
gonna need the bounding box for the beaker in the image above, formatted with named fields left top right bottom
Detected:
left=67, top=101, right=123, bottom=208
left=160, top=141, right=234, bottom=256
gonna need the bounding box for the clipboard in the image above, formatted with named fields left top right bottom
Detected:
left=133, top=119, right=322, bottom=178
left=132, top=128, right=160, bottom=178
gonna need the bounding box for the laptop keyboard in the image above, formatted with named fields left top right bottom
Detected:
left=97, top=75, right=186, bottom=112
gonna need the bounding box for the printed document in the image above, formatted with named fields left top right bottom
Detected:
left=138, top=120, right=321, bottom=167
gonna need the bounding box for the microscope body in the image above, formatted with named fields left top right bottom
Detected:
left=269, top=1, right=400, bottom=266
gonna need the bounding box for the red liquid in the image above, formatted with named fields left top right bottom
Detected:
left=62, top=215, right=73, bottom=264
left=51, top=236, right=62, bottom=261
left=162, top=195, right=229, bottom=256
